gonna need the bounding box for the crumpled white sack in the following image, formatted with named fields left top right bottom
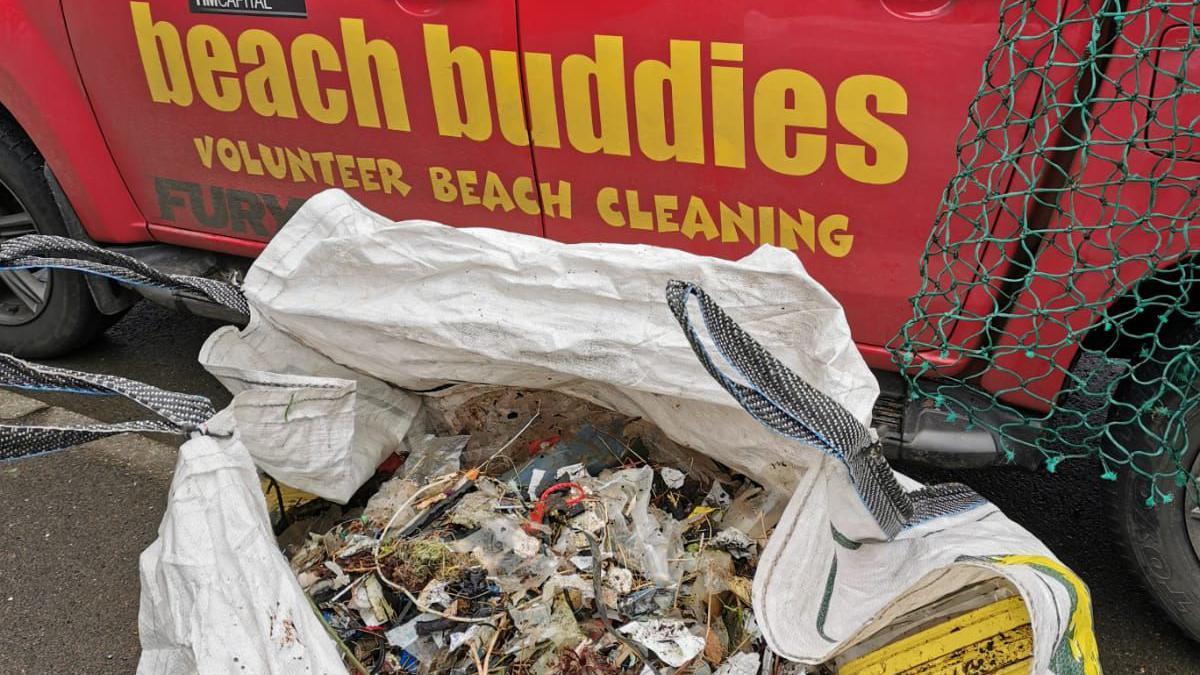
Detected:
left=208, top=188, right=878, bottom=494
left=753, top=457, right=1098, bottom=672
left=200, top=305, right=420, bottom=503
left=137, top=409, right=348, bottom=674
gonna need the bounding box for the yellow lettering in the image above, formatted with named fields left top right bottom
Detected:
left=311, top=152, right=337, bottom=185
left=654, top=194, right=679, bottom=233
left=597, top=187, right=624, bottom=227
left=259, top=143, right=287, bottom=179
left=457, top=170, right=480, bottom=205
left=378, top=159, right=411, bottom=196
left=719, top=202, right=755, bottom=243
left=291, top=34, right=348, bottom=124
left=634, top=40, right=703, bottom=164
left=130, top=2, right=192, bottom=106
left=758, top=206, right=776, bottom=246
left=523, top=52, right=560, bottom=148
left=711, top=43, right=746, bottom=169
left=193, top=136, right=215, bottom=169
left=562, top=36, right=629, bottom=155
left=753, top=69, right=826, bottom=176
left=286, top=147, right=315, bottom=183
left=835, top=75, right=908, bottom=185
left=357, top=157, right=380, bottom=191
left=237, top=140, right=264, bottom=176
left=681, top=196, right=718, bottom=240
left=187, top=25, right=241, bottom=112
left=424, top=24, right=492, bottom=141
left=239, top=30, right=298, bottom=118
left=627, top=190, right=653, bottom=230
left=429, top=166, right=456, bottom=202
left=489, top=50, right=529, bottom=146
left=341, top=18, right=410, bottom=131
left=819, top=214, right=853, bottom=257
left=512, top=177, right=541, bottom=215
left=335, top=154, right=359, bottom=188
left=539, top=181, right=572, bottom=218
left=481, top=171, right=517, bottom=212
left=779, top=209, right=816, bottom=252
left=215, top=138, right=241, bottom=172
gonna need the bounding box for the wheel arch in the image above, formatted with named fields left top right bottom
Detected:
left=0, top=0, right=145, bottom=244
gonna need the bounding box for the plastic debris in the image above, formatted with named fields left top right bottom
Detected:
left=710, top=528, right=757, bottom=561
left=660, top=467, right=686, bottom=490
left=618, top=619, right=706, bottom=668
left=402, top=434, right=468, bottom=483
left=715, top=652, right=761, bottom=675
left=281, top=396, right=771, bottom=674
left=362, top=477, right=419, bottom=529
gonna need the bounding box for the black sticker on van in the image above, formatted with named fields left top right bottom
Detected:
left=189, top=0, right=307, bottom=19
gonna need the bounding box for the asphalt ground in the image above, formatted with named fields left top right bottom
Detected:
left=3, top=301, right=1200, bottom=673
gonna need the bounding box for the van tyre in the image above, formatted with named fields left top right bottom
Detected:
left=0, top=118, right=115, bottom=358
left=1105, top=321, right=1200, bottom=642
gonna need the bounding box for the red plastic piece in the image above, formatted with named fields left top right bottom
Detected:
left=525, top=481, right=586, bottom=534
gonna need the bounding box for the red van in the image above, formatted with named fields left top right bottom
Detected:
left=0, top=0, right=1197, bottom=641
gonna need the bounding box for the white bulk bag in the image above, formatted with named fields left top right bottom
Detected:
left=135, top=190, right=1096, bottom=673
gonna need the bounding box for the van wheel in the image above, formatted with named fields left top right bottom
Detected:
left=1105, top=321, right=1200, bottom=642
left=0, top=120, right=115, bottom=358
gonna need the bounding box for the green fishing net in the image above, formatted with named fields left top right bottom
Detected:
left=890, top=0, right=1198, bottom=500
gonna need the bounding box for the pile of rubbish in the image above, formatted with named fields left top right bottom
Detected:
left=279, top=389, right=774, bottom=675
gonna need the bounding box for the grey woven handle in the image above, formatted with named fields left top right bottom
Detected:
left=0, top=353, right=215, bottom=462
left=666, top=280, right=984, bottom=537
left=0, top=234, right=249, bottom=320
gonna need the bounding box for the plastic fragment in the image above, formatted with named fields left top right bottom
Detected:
left=715, top=652, right=761, bottom=675
left=660, top=466, right=686, bottom=489
left=386, top=613, right=437, bottom=649
left=710, top=528, right=757, bottom=560
left=402, top=434, right=468, bottom=483
left=323, top=560, right=351, bottom=589
left=445, top=490, right=498, bottom=528
left=529, top=468, right=547, bottom=500
left=363, top=476, right=420, bottom=529
left=619, top=619, right=707, bottom=668
left=704, top=482, right=732, bottom=509
left=557, top=462, right=588, bottom=481
left=351, top=575, right=394, bottom=626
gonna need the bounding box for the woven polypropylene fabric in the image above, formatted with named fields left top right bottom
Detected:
left=0, top=353, right=214, bottom=428
left=0, top=234, right=249, bottom=319
left=0, top=353, right=214, bottom=461
left=666, top=281, right=983, bottom=538
left=0, top=421, right=180, bottom=462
